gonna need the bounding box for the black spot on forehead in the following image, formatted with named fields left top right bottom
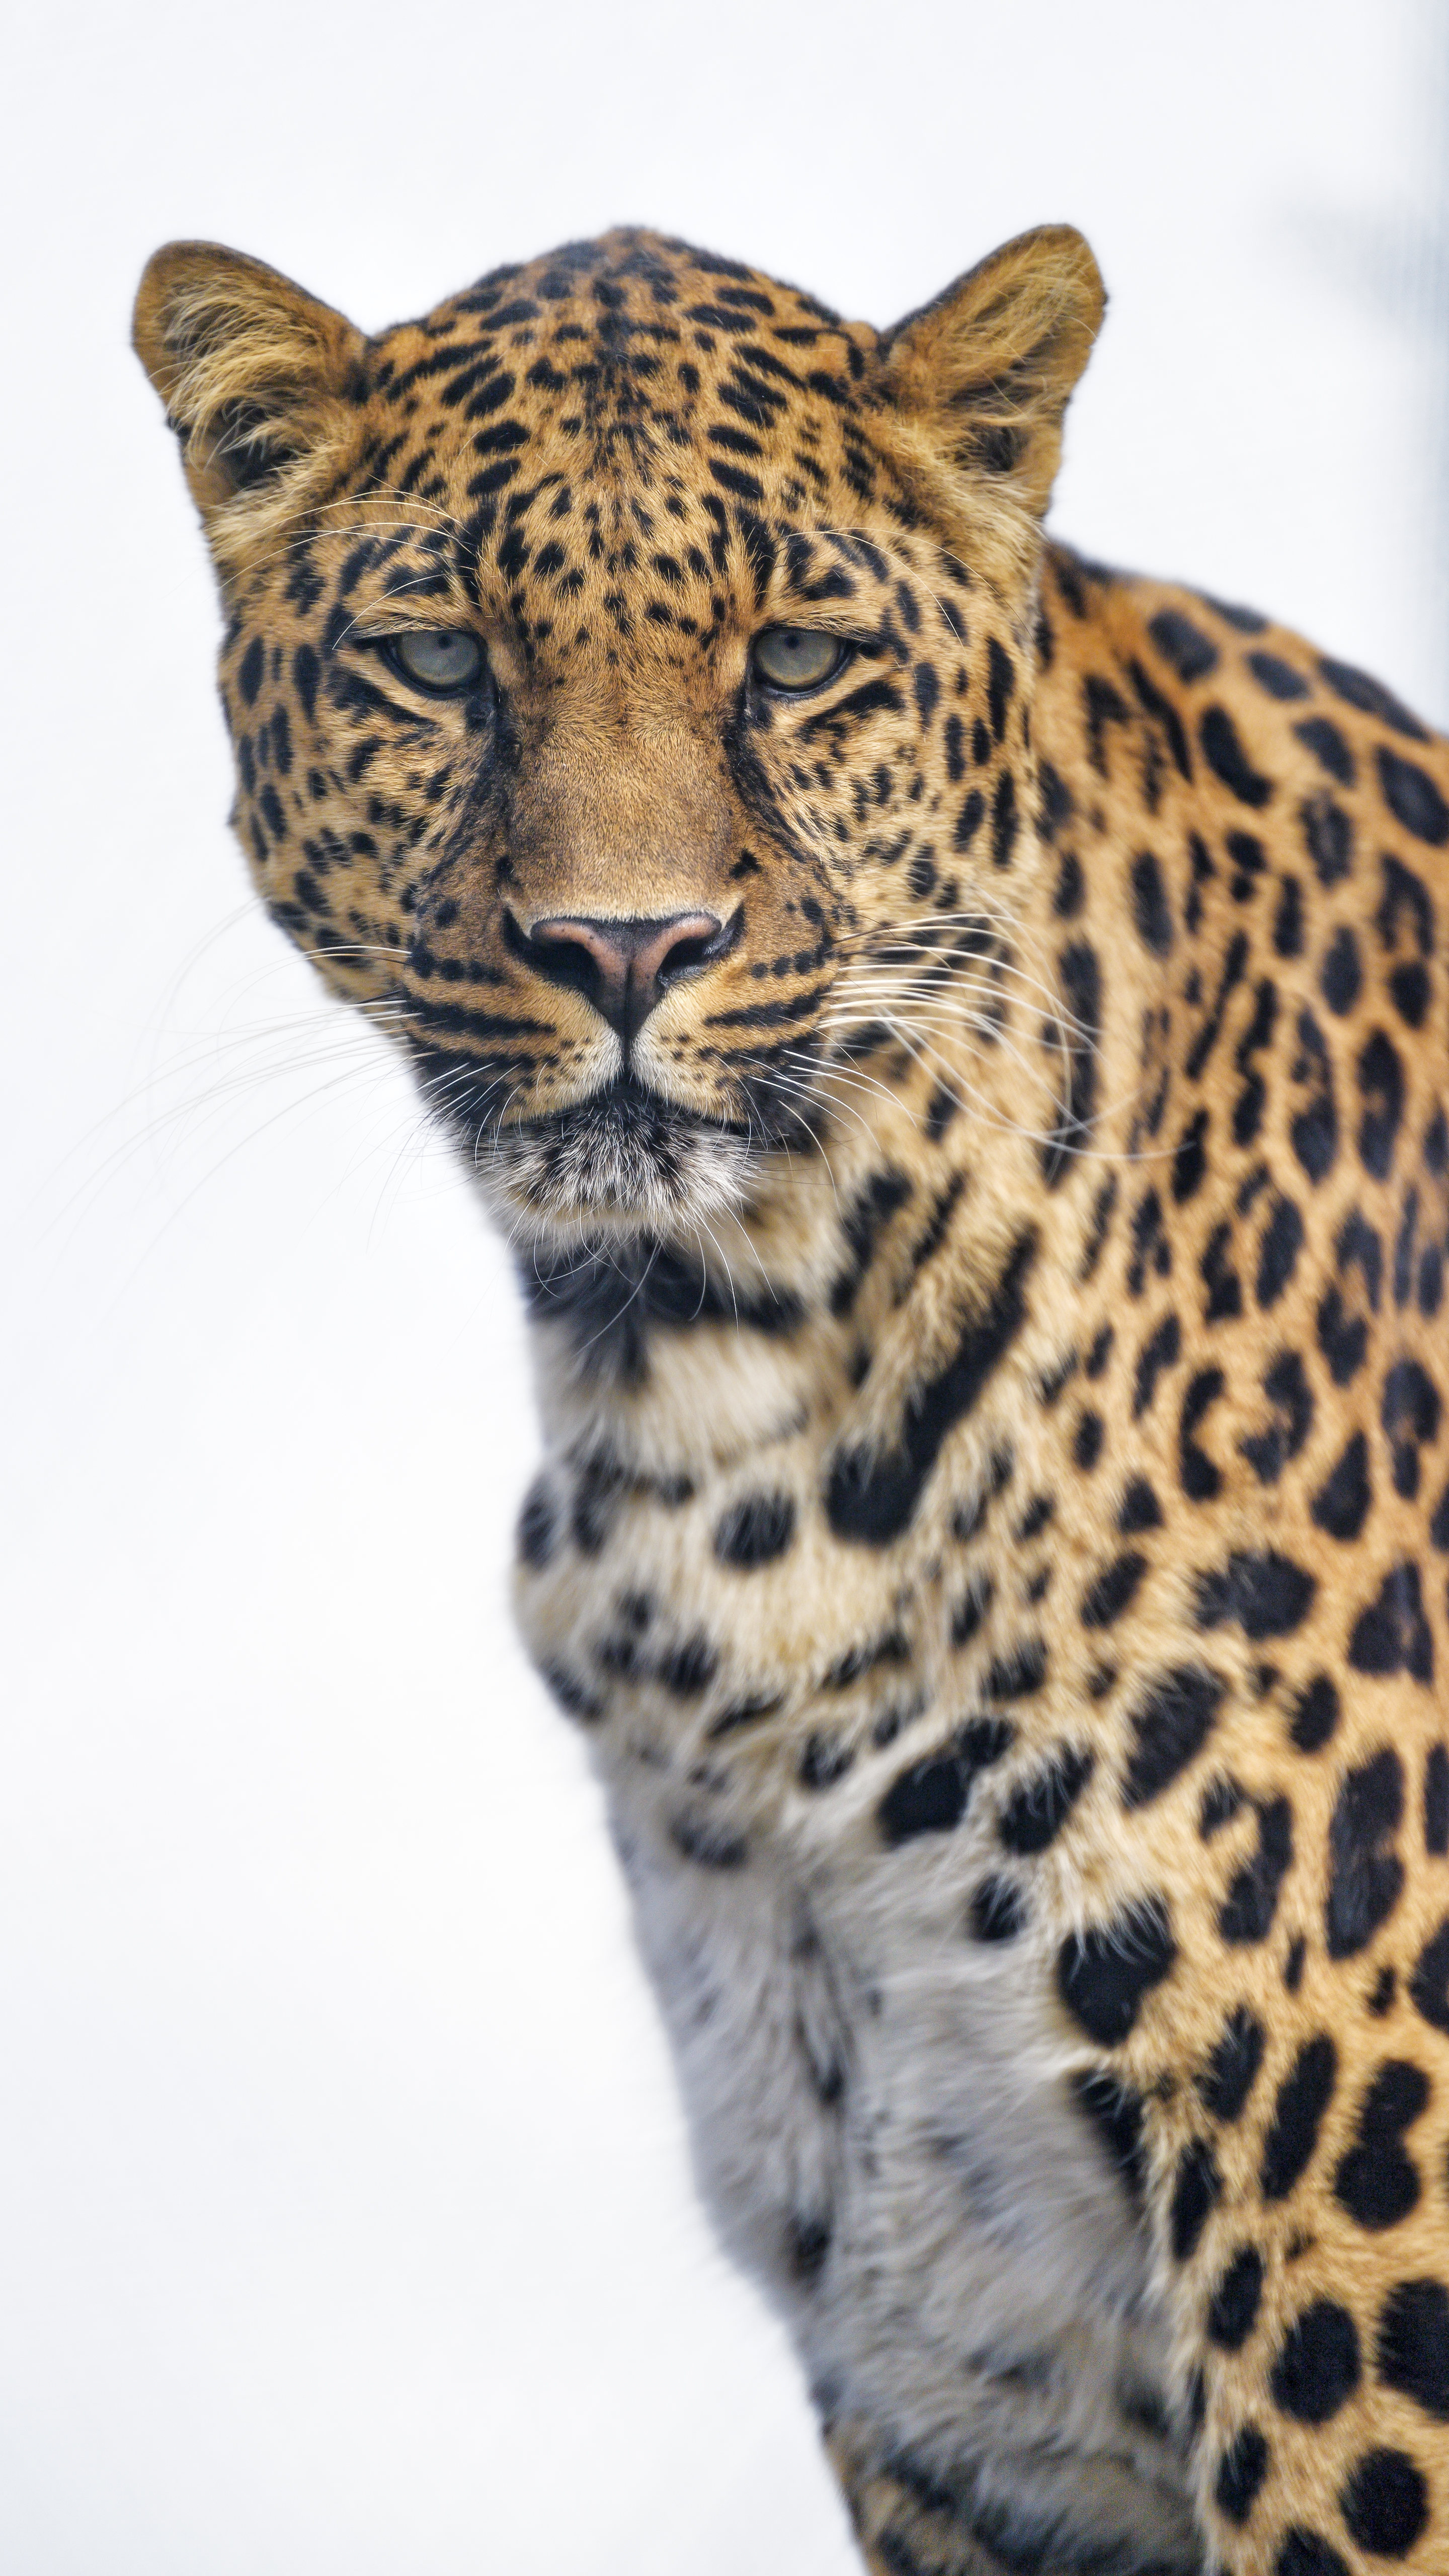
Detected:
left=379, top=227, right=878, bottom=505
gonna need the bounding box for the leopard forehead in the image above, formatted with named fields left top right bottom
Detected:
left=369, top=227, right=887, bottom=537
left=345, top=227, right=916, bottom=707
left=337, top=225, right=1067, bottom=666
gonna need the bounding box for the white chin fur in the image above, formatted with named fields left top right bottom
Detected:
left=468, top=1092, right=759, bottom=1250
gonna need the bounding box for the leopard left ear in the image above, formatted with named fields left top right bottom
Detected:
left=133, top=240, right=370, bottom=575
left=875, top=226, right=1105, bottom=566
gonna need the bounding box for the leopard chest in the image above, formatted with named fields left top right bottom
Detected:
left=512, top=1261, right=1200, bottom=2552
left=597, top=1738, right=1198, bottom=2559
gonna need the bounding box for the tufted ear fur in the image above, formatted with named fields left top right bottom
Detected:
left=132, top=242, right=369, bottom=576
left=874, top=226, right=1105, bottom=589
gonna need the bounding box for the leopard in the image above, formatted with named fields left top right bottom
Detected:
left=132, top=219, right=1449, bottom=2576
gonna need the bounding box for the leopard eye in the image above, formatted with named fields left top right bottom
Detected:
left=750, top=626, right=848, bottom=692
left=386, top=629, right=486, bottom=694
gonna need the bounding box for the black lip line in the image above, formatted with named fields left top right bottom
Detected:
left=501, top=1076, right=756, bottom=1144
left=401, top=1038, right=762, bottom=1143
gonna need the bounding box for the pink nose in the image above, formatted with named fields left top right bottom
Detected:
left=507, top=909, right=737, bottom=1044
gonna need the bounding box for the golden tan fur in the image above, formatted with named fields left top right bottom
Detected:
left=135, top=224, right=1449, bottom=2576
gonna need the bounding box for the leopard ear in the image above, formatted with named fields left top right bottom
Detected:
left=133, top=242, right=369, bottom=566
left=875, top=226, right=1105, bottom=573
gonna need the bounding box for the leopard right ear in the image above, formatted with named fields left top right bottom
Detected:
left=133, top=242, right=369, bottom=568
left=872, top=226, right=1104, bottom=592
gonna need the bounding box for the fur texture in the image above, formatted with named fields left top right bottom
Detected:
left=136, top=224, right=1449, bottom=2576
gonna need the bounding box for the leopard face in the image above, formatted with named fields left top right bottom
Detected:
left=133, top=226, right=1098, bottom=1250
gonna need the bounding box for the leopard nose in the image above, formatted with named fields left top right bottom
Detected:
left=505, top=908, right=738, bottom=1043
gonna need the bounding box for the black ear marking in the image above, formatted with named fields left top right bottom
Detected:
left=133, top=238, right=367, bottom=529
left=204, top=398, right=303, bottom=493
left=875, top=227, right=1105, bottom=560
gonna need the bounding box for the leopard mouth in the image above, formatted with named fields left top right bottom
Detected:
left=514, top=1078, right=750, bottom=1191
left=410, top=1058, right=761, bottom=1239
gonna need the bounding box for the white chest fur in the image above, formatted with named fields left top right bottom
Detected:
left=604, top=1761, right=1200, bottom=2570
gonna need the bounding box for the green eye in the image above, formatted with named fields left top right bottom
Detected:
left=387, top=629, right=486, bottom=694
left=750, top=627, right=848, bottom=692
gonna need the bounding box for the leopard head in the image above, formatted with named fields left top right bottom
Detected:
left=134, top=225, right=1103, bottom=1252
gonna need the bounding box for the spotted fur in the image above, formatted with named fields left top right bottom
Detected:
left=136, top=223, right=1449, bottom=2576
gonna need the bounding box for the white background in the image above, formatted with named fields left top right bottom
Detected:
left=4, top=5, right=1446, bottom=2569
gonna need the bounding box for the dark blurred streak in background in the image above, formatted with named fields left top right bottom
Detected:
left=1417, top=4, right=1448, bottom=718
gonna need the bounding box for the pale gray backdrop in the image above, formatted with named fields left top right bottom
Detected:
left=4, top=5, right=1445, bottom=2569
